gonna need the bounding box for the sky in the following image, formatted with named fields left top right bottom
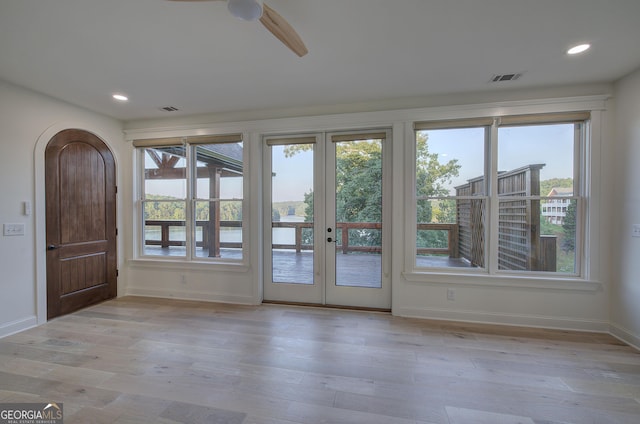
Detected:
left=498, top=124, right=574, bottom=181
left=271, top=145, right=314, bottom=203
left=145, top=123, right=575, bottom=201
left=426, top=123, right=575, bottom=195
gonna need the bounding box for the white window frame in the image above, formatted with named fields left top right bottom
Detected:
left=133, top=134, right=248, bottom=267
left=413, top=119, right=491, bottom=272
left=404, top=111, right=601, bottom=290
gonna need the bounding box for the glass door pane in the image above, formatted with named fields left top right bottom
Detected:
left=325, top=131, right=390, bottom=310
left=270, top=143, right=315, bottom=284
left=334, top=139, right=383, bottom=288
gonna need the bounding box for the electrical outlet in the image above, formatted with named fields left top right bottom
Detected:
left=633, top=224, right=640, bottom=238
left=447, top=288, right=455, bottom=301
left=3, top=223, right=25, bottom=236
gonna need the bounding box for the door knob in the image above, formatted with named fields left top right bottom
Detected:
left=47, top=244, right=58, bottom=250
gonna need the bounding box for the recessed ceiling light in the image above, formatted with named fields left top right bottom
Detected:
left=112, top=93, right=129, bottom=102
left=567, top=44, right=591, bottom=55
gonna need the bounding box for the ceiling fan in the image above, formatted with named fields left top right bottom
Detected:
left=169, top=0, right=308, bottom=57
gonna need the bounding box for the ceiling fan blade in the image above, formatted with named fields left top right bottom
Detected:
left=169, top=0, right=308, bottom=57
left=260, top=3, right=308, bottom=57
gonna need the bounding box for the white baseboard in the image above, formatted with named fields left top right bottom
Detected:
left=125, top=287, right=256, bottom=305
left=609, top=323, right=640, bottom=351
left=395, top=306, right=610, bottom=333
left=0, top=315, right=38, bottom=339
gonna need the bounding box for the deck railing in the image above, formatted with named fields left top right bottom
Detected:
left=144, top=220, right=242, bottom=249
left=271, top=221, right=313, bottom=252
left=417, top=223, right=459, bottom=257
left=144, top=220, right=459, bottom=257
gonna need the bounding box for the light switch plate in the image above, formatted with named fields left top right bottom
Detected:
left=3, top=223, right=25, bottom=236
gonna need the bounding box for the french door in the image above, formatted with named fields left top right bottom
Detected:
left=263, top=130, right=391, bottom=309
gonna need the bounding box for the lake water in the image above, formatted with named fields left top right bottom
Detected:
left=271, top=215, right=309, bottom=246
left=145, top=215, right=307, bottom=245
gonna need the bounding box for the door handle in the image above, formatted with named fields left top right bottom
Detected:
left=47, top=244, right=58, bottom=250
left=326, top=237, right=337, bottom=243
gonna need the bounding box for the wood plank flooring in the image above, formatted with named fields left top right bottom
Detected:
left=1, top=297, right=640, bottom=423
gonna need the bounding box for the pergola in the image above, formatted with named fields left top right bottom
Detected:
left=145, top=142, right=243, bottom=257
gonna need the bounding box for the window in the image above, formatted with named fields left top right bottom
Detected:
left=413, top=112, right=589, bottom=276
left=135, top=134, right=245, bottom=262
left=414, top=119, right=491, bottom=269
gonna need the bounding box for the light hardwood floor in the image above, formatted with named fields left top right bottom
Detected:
left=1, top=297, right=640, bottom=423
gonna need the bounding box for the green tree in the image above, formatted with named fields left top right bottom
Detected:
left=144, top=195, right=243, bottom=222
left=561, top=201, right=577, bottom=252
left=335, top=141, right=382, bottom=223
left=144, top=195, right=184, bottom=220
left=221, top=201, right=242, bottom=221
left=301, top=190, right=315, bottom=245
left=415, top=132, right=461, bottom=250
left=540, top=178, right=573, bottom=196
left=335, top=141, right=383, bottom=247
left=303, top=190, right=314, bottom=222
left=286, top=134, right=461, bottom=250
left=415, top=132, right=460, bottom=199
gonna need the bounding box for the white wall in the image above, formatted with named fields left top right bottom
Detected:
left=610, top=68, right=640, bottom=347
left=0, top=80, right=126, bottom=337
left=0, top=76, right=622, bottom=339
left=123, top=87, right=614, bottom=332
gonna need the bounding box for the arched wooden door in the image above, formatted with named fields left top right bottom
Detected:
left=45, top=129, right=117, bottom=319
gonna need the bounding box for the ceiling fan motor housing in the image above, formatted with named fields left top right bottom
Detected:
left=228, top=0, right=264, bottom=21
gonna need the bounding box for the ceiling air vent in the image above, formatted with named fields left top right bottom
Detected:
left=489, top=73, right=523, bottom=83
left=159, top=106, right=179, bottom=112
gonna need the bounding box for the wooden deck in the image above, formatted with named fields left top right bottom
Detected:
left=143, top=247, right=474, bottom=288
left=272, top=251, right=383, bottom=288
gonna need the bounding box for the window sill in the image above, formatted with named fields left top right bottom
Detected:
left=128, top=257, right=250, bottom=273
left=402, top=270, right=602, bottom=291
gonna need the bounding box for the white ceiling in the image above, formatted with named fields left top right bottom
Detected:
left=1, top=0, right=639, bottom=122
